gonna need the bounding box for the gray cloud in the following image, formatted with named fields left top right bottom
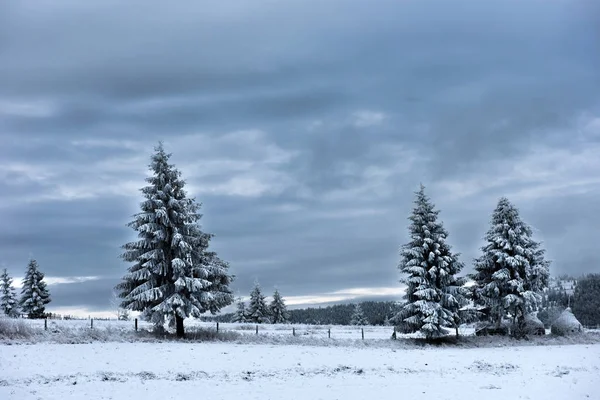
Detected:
left=0, top=0, right=599, bottom=315
left=48, top=278, right=121, bottom=312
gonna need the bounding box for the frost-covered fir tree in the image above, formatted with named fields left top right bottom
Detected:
left=247, top=281, right=270, bottom=323
left=350, top=303, right=369, bottom=325
left=394, top=185, right=469, bottom=340
left=232, top=298, right=248, bottom=323
left=116, top=143, right=234, bottom=337
left=269, top=289, right=289, bottom=324
left=471, top=197, right=550, bottom=334
left=383, top=315, right=391, bottom=326
left=20, top=259, right=51, bottom=319
left=1, top=268, right=19, bottom=317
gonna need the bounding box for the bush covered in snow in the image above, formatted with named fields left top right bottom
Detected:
left=0, top=317, right=34, bottom=339
left=551, top=308, right=583, bottom=336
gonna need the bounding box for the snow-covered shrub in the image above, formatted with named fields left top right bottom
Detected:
left=551, top=308, right=583, bottom=336
left=523, top=313, right=545, bottom=335
left=0, top=317, right=34, bottom=339
left=183, top=327, right=242, bottom=342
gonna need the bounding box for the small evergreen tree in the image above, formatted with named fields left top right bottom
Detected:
left=20, top=259, right=51, bottom=319
left=350, top=303, right=369, bottom=325
left=394, top=185, right=468, bottom=339
left=232, top=297, right=248, bottom=323
left=247, top=281, right=270, bottom=323
left=0, top=268, right=19, bottom=317
left=471, top=197, right=550, bottom=334
left=269, top=289, right=289, bottom=324
left=116, top=143, right=234, bottom=337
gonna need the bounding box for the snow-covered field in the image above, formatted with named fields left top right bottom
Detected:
left=1, top=341, right=599, bottom=400
left=2, top=319, right=600, bottom=399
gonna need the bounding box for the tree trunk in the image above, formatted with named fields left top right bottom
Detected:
left=176, top=315, right=185, bottom=338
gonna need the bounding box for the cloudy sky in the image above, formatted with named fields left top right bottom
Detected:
left=1, top=0, right=599, bottom=317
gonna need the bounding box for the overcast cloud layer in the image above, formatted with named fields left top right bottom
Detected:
left=1, top=0, right=599, bottom=315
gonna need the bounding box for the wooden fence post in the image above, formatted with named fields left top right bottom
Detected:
left=293, top=327, right=295, bottom=336
left=91, top=318, right=94, bottom=329
left=134, top=318, right=138, bottom=332
left=328, top=328, right=331, bottom=339
left=256, top=325, right=259, bottom=335
left=361, top=328, right=364, bottom=340
left=44, top=318, right=47, bottom=331
left=216, top=322, right=219, bottom=333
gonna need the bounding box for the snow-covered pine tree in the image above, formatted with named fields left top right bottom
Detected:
left=394, top=185, right=468, bottom=340
left=471, top=197, right=550, bottom=334
left=0, top=268, right=19, bottom=317
left=269, top=289, right=289, bottom=324
left=20, top=259, right=51, bottom=319
left=350, top=303, right=369, bottom=325
left=116, top=142, right=234, bottom=338
left=247, top=281, right=270, bottom=323
left=232, top=297, right=247, bottom=323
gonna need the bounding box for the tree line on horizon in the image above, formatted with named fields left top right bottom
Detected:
left=205, top=300, right=401, bottom=326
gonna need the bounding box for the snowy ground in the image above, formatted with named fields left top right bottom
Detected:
left=1, top=341, right=598, bottom=400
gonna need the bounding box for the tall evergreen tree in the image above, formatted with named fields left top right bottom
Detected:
left=394, top=185, right=468, bottom=339
left=471, top=197, right=550, bottom=333
left=247, top=281, right=270, bottom=323
left=0, top=268, right=19, bottom=317
left=269, top=289, right=289, bottom=324
left=232, top=297, right=248, bottom=323
left=116, top=143, right=234, bottom=337
left=20, top=259, right=51, bottom=319
left=350, top=303, right=369, bottom=325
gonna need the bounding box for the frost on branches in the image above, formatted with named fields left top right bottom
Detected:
left=394, top=185, right=469, bottom=340
left=1, top=268, right=19, bottom=317
left=350, top=303, right=369, bottom=326
left=20, top=259, right=51, bottom=319
left=247, top=281, right=270, bottom=323
left=269, top=289, right=289, bottom=324
left=116, top=143, right=234, bottom=337
left=472, top=197, right=550, bottom=334
left=232, top=297, right=248, bottom=323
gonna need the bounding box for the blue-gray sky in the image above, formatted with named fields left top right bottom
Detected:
left=1, top=0, right=599, bottom=316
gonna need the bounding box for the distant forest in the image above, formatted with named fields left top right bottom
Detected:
left=203, top=301, right=403, bottom=326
